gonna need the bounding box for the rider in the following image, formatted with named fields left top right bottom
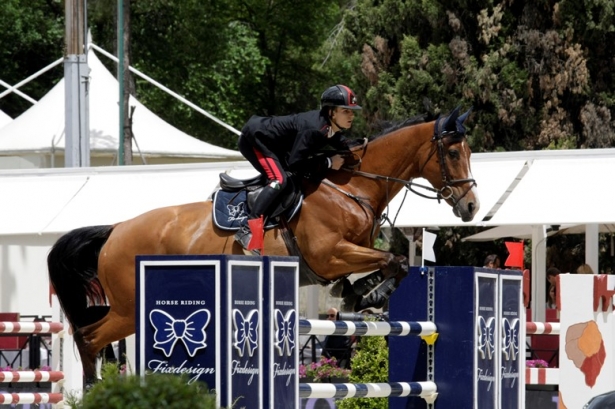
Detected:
left=234, top=84, right=362, bottom=253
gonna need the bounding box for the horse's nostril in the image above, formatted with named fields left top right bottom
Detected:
left=468, top=202, right=475, bottom=214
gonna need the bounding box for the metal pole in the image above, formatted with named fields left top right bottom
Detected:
left=117, top=0, right=124, bottom=165
left=64, top=0, right=90, bottom=168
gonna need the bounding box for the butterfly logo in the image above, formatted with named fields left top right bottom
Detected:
left=150, top=309, right=210, bottom=357
left=274, top=309, right=296, bottom=356
left=502, top=318, right=519, bottom=361
left=233, top=309, right=259, bottom=357
left=227, top=202, right=245, bottom=219
left=477, top=315, right=495, bottom=360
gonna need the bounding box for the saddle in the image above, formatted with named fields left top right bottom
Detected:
left=212, top=172, right=303, bottom=231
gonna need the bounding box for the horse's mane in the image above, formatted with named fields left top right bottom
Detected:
left=345, top=115, right=429, bottom=148
left=346, top=98, right=440, bottom=147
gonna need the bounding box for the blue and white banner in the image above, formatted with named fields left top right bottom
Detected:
left=136, top=256, right=220, bottom=392
left=475, top=273, right=498, bottom=409
left=499, top=274, right=523, bottom=409
left=264, top=258, right=299, bottom=408
left=225, top=259, right=263, bottom=408
left=136, top=255, right=299, bottom=409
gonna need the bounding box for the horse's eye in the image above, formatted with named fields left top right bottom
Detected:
left=448, top=149, right=460, bottom=160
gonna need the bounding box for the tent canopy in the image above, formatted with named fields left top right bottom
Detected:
left=0, top=110, right=11, bottom=129
left=391, top=148, right=615, bottom=229
left=462, top=223, right=615, bottom=242
left=0, top=49, right=242, bottom=160
left=2, top=148, right=615, bottom=235
left=0, top=161, right=256, bottom=235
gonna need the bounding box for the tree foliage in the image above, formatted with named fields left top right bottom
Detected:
left=0, top=0, right=64, bottom=118
left=323, top=0, right=615, bottom=151
left=2, top=1, right=615, bottom=267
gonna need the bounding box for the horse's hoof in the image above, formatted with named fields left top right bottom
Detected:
left=330, top=278, right=353, bottom=298
left=352, top=271, right=384, bottom=296
left=84, top=377, right=99, bottom=392
left=340, top=293, right=360, bottom=312
left=355, top=293, right=386, bottom=311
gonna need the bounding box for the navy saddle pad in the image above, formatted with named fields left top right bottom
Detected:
left=212, top=189, right=302, bottom=231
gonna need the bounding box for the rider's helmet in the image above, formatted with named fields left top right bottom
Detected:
left=320, top=85, right=362, bottom=110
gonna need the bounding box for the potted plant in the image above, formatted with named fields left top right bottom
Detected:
left=299, top=356, right=351, bottom=383
left=337, top=329, right=388, bottom=409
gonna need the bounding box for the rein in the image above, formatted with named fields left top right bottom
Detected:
left=321, top=115, right=476, bottom=232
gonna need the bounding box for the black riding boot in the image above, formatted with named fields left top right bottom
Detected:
left=234, top=183, right=282, bottom=252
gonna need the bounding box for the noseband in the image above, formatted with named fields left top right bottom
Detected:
left=412, top=129, right=476, bottom=205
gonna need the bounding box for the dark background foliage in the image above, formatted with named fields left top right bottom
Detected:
left=1, top=0, right=614, bottom=269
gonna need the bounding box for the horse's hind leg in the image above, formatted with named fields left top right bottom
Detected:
left=73, top=311, right=135, bottom=387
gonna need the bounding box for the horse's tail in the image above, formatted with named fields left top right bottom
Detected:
left=47, top=225, right=114, bottom=331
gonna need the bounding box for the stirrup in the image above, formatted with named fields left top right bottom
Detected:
left=235, top=226, right=252, bottom=249
left=234, top=226, right=260, bottom=256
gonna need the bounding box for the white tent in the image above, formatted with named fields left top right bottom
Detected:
left=0, top=161, right=256, bottom=315
left=462, top=223, right=615, bottom=241
left=2, top=148, right=615, bottom=318
left=0, top=110, right=11, bottom=129
left=0, top=49, right=243, bottom=169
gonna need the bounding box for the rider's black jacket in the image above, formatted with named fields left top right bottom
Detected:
left=241, top=110, right=351, bottom=180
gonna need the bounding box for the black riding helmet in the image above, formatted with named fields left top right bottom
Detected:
left=320, top=85, right=362, bottom=110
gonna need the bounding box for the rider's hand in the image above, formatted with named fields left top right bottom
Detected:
left=330, top=154, right=345, bottom=170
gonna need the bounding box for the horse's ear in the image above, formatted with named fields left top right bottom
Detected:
left=456, top=107, right=473, bottom=134
left=443, top=106, right=461, bottom=132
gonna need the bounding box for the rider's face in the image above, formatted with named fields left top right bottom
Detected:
left=331, top=107, right=355, bottom=131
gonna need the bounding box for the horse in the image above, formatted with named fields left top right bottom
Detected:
left=48, top=106, right=479, bottom=385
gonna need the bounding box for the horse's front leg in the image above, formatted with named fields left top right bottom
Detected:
left=319, top=242, right=409, bottom=312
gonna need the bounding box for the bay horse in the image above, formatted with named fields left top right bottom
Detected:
left=48, top=106, right=479, bottom=385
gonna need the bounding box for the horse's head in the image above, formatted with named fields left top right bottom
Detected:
left=419, top=106, right=480, bottom=222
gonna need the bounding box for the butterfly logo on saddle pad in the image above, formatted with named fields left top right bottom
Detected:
left=501, top=318, right=520, bottom=361
left=233, top=309, right=259, bottom=357
left=227, top=202, right=246, bottom=221
left=274, top=309, right=296, bottom=356
left=150, top=309, right=211, bottom=357
left=477, top=315, right=495, bottom=360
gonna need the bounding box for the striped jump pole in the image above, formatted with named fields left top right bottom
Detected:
left=0, top=321, right=64, bottom=334
left=299, top=319, right=439, bottom=405
left=0, top=371, right=64, bottom=383
left=525, top=368, right=559, bottom=386
left=0, top=320, right=70, bottom=408
left=300, top=381, right=438, bottom=401
left=526, top=321, right=560, bottom=335
left=0, top=393, right=64, bottom=405
left=299, top=319, right=437, bottom=337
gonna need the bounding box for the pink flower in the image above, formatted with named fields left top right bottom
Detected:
left=298, top=356, right=351, bottom=382
left=526, top=359, right=550, bottom=368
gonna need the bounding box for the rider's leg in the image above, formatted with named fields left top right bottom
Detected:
left=235, top=137, right=287, bottom=252
left=234, top=182, right=283, bottom=250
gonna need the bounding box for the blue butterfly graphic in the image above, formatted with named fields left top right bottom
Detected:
left=502, top=318, right=520, bottom=361
left=274, top=309, right=296, bottom=356
left=150, top=309, right=210, bottom=358
left=477, top=315, right=495, bottom=360
left=233, top=309, right=259, bottom=357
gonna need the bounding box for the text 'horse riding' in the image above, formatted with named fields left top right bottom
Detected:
left=48, top=106, right=478, bottom=385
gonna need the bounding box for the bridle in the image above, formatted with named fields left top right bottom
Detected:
left=341, top=126, right=476, bottom=206
left=413, top=129, right=477, bottom=204
left=320, top=121, right=476, bottom=238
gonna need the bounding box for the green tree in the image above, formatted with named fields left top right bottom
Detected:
left=0, top=0, right=64, bottom=118
left=323, top=0, right=615, bottom=151
left=337, top=332, right=388, bottom=409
